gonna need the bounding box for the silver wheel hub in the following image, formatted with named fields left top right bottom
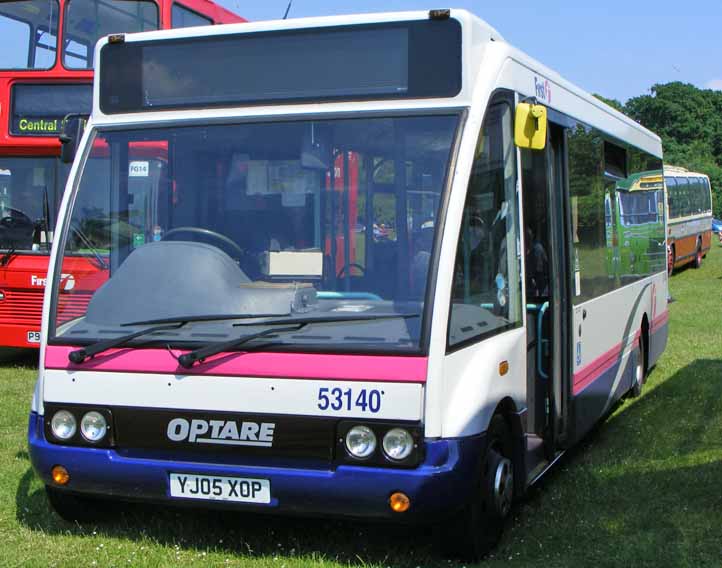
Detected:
left=636, top=357, right=643, bottom=386
left=493, top=456, right=514, bottom=517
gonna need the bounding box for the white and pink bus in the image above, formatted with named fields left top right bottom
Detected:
left=29, top=10, right=668, bottom=560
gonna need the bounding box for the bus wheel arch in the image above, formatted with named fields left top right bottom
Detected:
left=439, top=402, right=519, bottom=560
left=693, top=238, right=703, bottom=268
left=631, top=316, right=649, bottom=397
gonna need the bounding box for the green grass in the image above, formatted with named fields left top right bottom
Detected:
left=1, top=247, right=721, bottom=567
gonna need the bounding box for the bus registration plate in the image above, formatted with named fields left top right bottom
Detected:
left=169, top=473, right=270, bottom=504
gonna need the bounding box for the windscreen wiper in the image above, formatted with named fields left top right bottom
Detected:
left=69, top=312, right=295, bottom=363
left=0, top=244, right=16, bottom=267
left=70, top=222, right=109, bottom=270
left=69, top=321, right=187, bottom=363
left=177, top=313, right=420, bottom=369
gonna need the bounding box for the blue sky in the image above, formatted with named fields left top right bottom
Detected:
left=217, top=0, right=722, bottom=102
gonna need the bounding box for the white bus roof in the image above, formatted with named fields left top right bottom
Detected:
left=91, top=9, right=661, bottom=156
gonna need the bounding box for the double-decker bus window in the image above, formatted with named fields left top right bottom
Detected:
left=63, top=0, right=159, bottom=69
left=172, top=3, right=212, bottom=28
left=0, top=158, right=68, bottom=251
left=0, top=0, right=59, bottom=70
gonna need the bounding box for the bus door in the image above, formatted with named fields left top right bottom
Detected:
left=522, top=121, right=572, bottom=457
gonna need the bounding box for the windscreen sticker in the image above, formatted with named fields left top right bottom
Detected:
left=332, top=305, right=372, bottom=312
left=129, top=161, right=150, bottom=177
left=574, top=250, right=581, bottom=296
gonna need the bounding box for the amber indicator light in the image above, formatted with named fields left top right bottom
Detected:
left=51, top=465, right=70, bottom=486
left=499, top=361, right=509, bottom=376
left=389, top=492, right=411, bottom=513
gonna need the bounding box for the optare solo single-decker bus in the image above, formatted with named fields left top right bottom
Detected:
left=28, top=9, right=669, bottom=560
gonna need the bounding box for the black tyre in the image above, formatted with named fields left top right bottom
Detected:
left=46, top=486, right=112, bottom=523
left=438, top=415, right=515, bottom=562
left=630, top=335, right=646, bottom=398
left=693, top=242, right=703, bottom=269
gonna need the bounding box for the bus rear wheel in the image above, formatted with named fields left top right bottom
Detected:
left=630, top=335, right=646, bottom=398
left=693, top=242, right=703, bottom=269
left=439, top=415, right=514, bottom=561
left=46, top=486, right=112, bottom=523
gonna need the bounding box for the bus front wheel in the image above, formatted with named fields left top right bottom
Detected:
left=439, top=414, right=514, bottom=561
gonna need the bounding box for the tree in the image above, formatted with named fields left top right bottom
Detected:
left=596, top=82, right=722, bottom=218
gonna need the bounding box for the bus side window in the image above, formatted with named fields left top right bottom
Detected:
left=448, top=102, right=521, bottom=348
left=172, top=4, right=213, bottom=28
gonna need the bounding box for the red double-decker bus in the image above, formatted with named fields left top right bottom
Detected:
left=0, top=0, right=244, bottom=352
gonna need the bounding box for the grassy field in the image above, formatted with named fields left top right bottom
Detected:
left=1, top=247, right=720, bottom=567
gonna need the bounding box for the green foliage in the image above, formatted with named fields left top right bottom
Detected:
left=596, top=82, right=722, bottom=218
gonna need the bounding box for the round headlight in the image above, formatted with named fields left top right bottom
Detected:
left=51, top=410, right=76, bottom=440
left=382, top=428, right=414, bottom=461
left=345, top=425, right=376, bottom=458
left=80, top=411, right=107, bottom=442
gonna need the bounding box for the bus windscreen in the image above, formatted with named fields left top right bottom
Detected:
left=100, top=19, right=461, bottom=113
left=11, top=83, right=92, bottom=136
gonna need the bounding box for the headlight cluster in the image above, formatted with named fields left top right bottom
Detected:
left=45, top=406, right=113, bottom=447
left=340, top=423, right=421, bottom=466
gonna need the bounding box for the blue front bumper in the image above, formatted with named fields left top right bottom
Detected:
left=28, top=412, right=483, bottom=520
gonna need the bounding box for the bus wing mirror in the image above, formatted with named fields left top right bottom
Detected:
left=60, top=115, right=88, bottom=164
left=514, top=103, right=547, bottom=150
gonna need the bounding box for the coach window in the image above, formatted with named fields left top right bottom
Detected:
left=172, top=4, right=212, bottom=28
left=448, top=101, right=521, bottom=348
left=675, top=177, right=689, bottom=216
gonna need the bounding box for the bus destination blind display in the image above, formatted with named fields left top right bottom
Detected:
left=11, top=84, right=92, bottom=136
left=100, top=20, right=461, bottom=113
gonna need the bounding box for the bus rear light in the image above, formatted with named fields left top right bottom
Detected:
left=0, top=291, right=4, bottom=301
left=51, top=465, right=70, bottom=486
left=389, top=492, right=410, bottom=512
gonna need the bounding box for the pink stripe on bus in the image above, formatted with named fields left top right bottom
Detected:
left=573, top=341, right=623, bottom=396
left=44, top=346, right=428, bottom=383
left=573, top=312, right=670, bottom=396
left=651, top=310, right=669, bottom=332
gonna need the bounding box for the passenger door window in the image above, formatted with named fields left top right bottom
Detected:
left=448, top=102, right=521, bottom=348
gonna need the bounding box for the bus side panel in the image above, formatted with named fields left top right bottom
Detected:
left=570, top=272, right=666, bottom=441
left=670, top=216, right=712, bottom=267
left=440, top=328, right=526, bottom=438
left=648, top=309, right=669, bottom=370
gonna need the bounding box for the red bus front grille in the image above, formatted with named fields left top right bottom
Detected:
left=0, top=290, right=91, bottom=326
left=57, top=293, right=93, bottom=324
left=0, top=290, right=44, bottom=325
